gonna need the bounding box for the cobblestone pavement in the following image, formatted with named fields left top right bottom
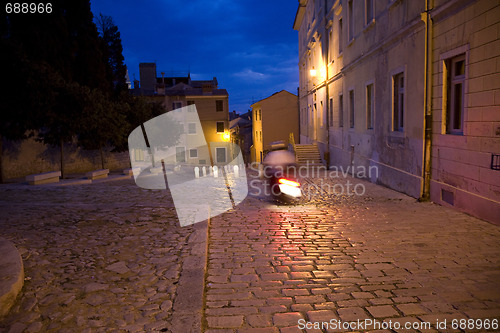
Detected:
left=0, top=179, right=205, bottom=333
left=1, top=171, right=500, bottom=333
left=204, top=171, right=500, bottom=333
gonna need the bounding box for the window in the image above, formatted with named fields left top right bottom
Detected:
left=189, top=148, right=198, bottom=158
left=339, top=94, right=344, bottom=128
left=320, top=101, right=324, bottom=127
left=188, top=122, right=196, bottom=134
left=216, top=121, right=225, bottom=133
left=216, top=147, right=226, bottom=163
left=338, top=18, right=343, bottom=54
left=258, top=109, right=262, bottom=121
left=329, top=98, right=333, bottom=127
left=349, top=90, right=355, bottom=128
left=173, top=101, right=182, bottom=110
left=176, top=147, right=186, bottom=163
left=446, top=54, right=465, bottom=134
left=365, top=0, right=374, bottom=25
left=348, top=0, right=354, bottom=41
left=216, top=100, right=224, bottom=112
left=392, top=72, right=404, bottom=131
left=366, top=83, right=374, bottom=129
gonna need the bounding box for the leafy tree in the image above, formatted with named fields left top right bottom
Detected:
left=95, top=14, right=127, bottom=94
left=77, top=88, right=128, bottom=169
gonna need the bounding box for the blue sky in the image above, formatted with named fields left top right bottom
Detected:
left=90, top=0, right=299, bottom=114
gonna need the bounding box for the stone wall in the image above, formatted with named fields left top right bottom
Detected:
left=430, top=0, right=500, bottom=223
left=1, top=137, right=131, bottom=180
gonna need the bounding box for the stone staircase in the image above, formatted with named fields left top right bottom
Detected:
left=294, top=144, right=324, bottom=167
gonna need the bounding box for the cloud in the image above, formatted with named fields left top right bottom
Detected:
left=232, top=69, right=268, bottom=80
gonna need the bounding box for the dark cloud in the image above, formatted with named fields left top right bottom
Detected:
left=90, top=0, right=298, bottom=113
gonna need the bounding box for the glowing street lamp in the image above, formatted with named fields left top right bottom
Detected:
left=309, top=67, right=317, bottom=77
left=222, top=131, right=230, bottom=142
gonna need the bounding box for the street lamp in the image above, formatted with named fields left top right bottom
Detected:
left=309, top=67, right=317, bottom=77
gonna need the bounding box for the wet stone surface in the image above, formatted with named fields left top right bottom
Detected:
left=0, top=179, right=194, bottom=333
left=205, top=171, right=500, bottom=332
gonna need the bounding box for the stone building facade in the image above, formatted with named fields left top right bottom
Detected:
left=294, top=0, right=500, bottom=223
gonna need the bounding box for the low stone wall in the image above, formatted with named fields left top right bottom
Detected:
left=2, top=137, right=131, bottom=180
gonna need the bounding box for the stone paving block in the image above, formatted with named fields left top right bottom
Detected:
left=351, top=291, right=374, bottom=299
left=272, top=312, right=304, bottom=327
left=366, top=305, right=400, bottom=318
left=337, top=299, right=369, bottom=308
left=279, top=326, right=303, bottom=333
left=266, top=297, right=293, bottom=306
left=206, top=315, right=244, bottom=329
left=238, top=328, right=279, bottom=333
left=290, top=272, right=313, bottom=279
left=396, top=303, right=429, bottom=316
left=306, top=309, right=338, bottom=322
left=369, top=298, right=393, bottom=305
left=294, top=295, right=326, bottom=304
left=246, top=314, right=273, bottom=327
left=291, top=303, right=314, bottom=312
left=337, top=307, right=370, bottom=322
left=282, top=289, right=309, bottom=297
left=261, top=273, right=289, bottom=281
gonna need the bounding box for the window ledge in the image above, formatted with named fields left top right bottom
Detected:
left=363, top=19, right=375, bottom=32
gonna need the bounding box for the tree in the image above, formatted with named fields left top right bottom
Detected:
left=95, top=14, right=127, bottom=94
left=78, top=88, right=128, bottom=169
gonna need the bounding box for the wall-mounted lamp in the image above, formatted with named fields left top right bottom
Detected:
left=310, top=67, right=317, bottom=77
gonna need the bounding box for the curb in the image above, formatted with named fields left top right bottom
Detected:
left=170, top=220, right=208, bottom=333
left=0, top=238, right=24, bottom=318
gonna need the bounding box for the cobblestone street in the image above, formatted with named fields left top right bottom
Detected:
left=1, top=171, right=499, bottom=332
left=0, top=179, right=205, bottom=333
left=204, top=171, right=500, bottom=332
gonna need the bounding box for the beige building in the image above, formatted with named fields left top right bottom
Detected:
left=294, top=0, right=500, bottom=224
left=134, top=63, right=230, bottom=166
left=251, top=90, right=299, bottom=163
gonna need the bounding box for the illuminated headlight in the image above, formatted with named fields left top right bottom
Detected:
left=279, top=184, right=302, bottom=197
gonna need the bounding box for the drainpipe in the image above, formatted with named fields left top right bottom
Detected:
left=324, top=0, right=331, bottom=169
left=420, top=0, right=433, bottom=201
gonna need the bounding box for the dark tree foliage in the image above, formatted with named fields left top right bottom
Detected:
left=95, top=14, right=127, bottom=95
left=0, top=0, right=126, bottom=180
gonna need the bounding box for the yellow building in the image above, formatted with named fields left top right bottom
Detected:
left=294, top=0, right=500, bottom=223
left=251, top=90, right=299, bottom=163
left=135, top=63, right=230, bottom=166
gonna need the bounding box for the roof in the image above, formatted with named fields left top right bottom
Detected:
left=293, top=1, right=307, bottom=30
left=251, top=90, right=297, bottom=108
left=230, top=116, right=251, bottom=129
